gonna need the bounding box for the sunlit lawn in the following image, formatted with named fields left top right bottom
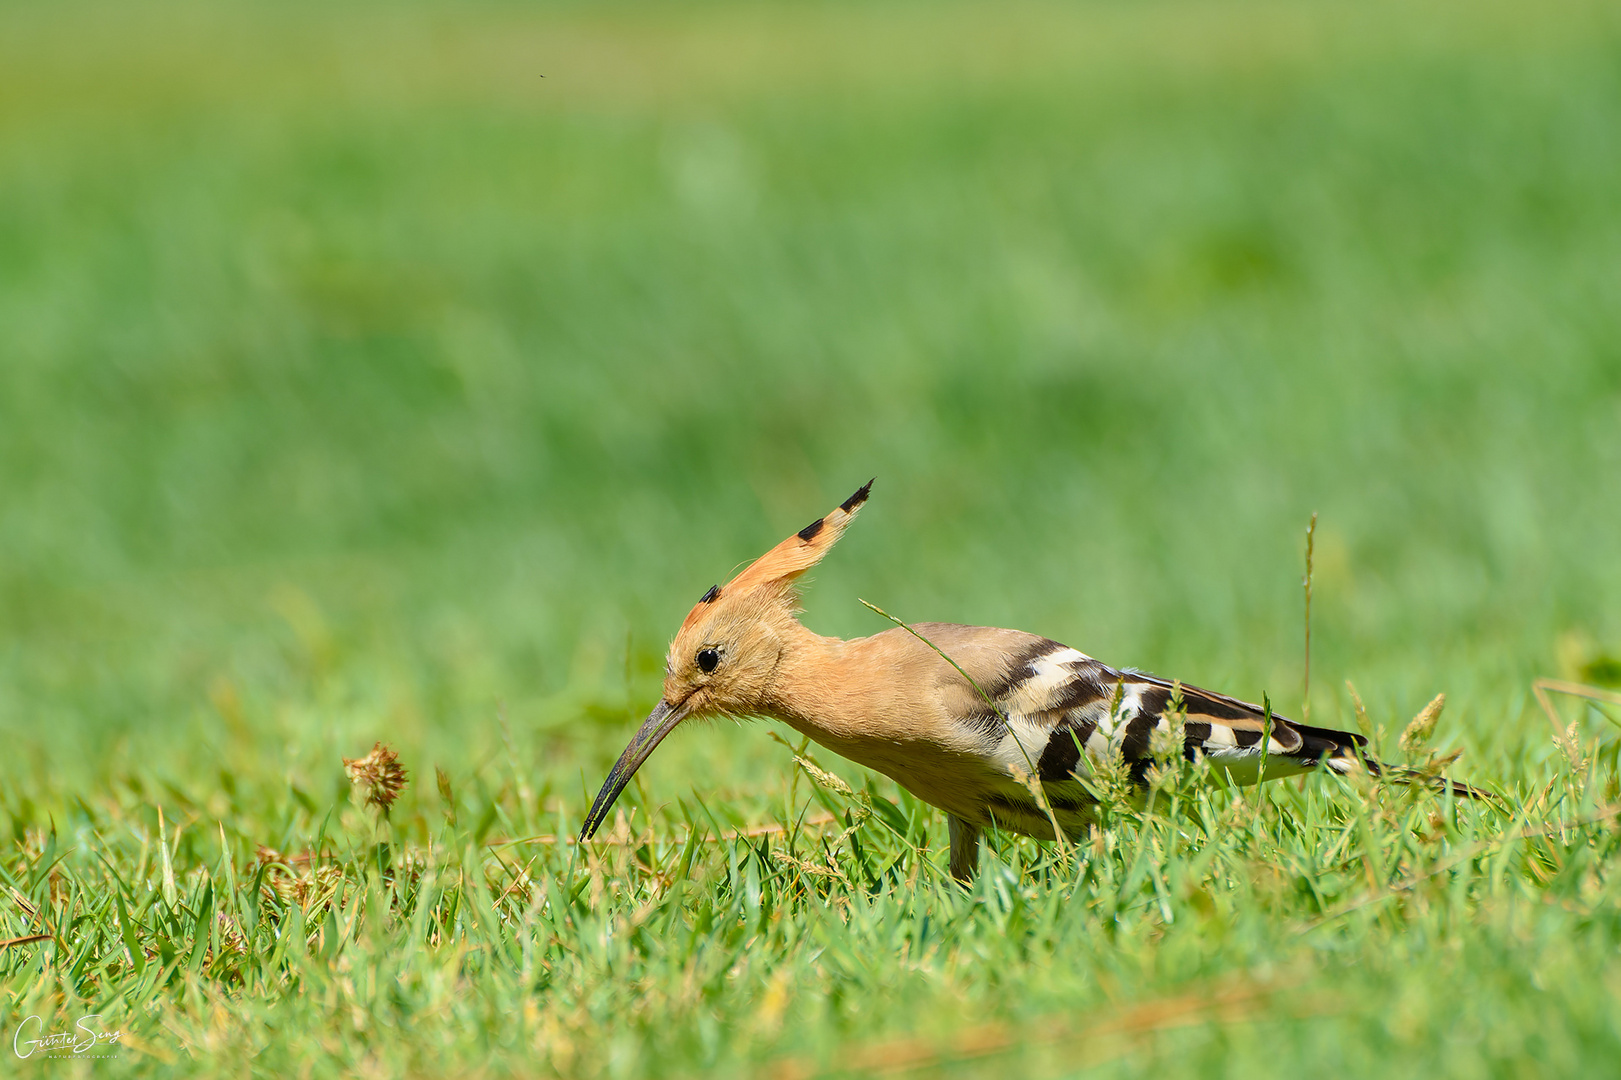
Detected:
left=2, top=0, right=1620, bottom=1074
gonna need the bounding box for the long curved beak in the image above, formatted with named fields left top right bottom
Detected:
left=579, top=697, right=691, bottom=840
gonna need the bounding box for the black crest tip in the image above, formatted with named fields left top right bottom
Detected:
left=840, top=478, right=875, bottom=513
left=698, top=584, right=720, bottom=604
left=797, top=518, right=825, bottom=542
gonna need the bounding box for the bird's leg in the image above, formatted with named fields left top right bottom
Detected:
left=947, top=814, right=980, bottom=884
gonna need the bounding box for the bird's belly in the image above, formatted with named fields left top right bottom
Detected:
left=782, top=721, right=1095, bottom=840
left=785, top=723, right=984, bottom=809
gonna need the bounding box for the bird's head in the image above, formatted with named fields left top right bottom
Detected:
left=579, top=479, right=872, bottom=839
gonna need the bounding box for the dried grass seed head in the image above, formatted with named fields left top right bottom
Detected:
left=344, top=741, right=408, bottom=814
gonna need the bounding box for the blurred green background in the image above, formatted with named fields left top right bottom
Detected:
left=2, top=0, right=1619, bottom=808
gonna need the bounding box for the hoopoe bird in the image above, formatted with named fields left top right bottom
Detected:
left=581, top=481, right=1487, bottom=882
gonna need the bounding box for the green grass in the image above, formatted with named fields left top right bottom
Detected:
left=3, top=0, right=1621, bottom=1073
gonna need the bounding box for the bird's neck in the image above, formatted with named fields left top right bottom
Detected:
left=763, top=622, right=898, bottom=742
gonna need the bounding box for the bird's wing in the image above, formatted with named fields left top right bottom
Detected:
left=910, top=626, right=1366, bottom=784
left=1116, top=669, right=1370, bottom=783
left=907, top=624, right=1487, bottom=800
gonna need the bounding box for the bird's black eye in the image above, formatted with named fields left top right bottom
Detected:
left=696, top=647, right=721, bottom=674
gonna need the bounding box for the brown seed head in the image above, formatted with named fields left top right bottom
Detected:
left=344, top=742, right=408, bottom=815
left=1399, top=693, right=1446, bottom=756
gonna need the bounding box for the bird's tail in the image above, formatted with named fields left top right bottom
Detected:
left=1323, top=753, right=1497, bottom=802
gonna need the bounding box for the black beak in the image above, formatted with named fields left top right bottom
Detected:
left=579, top=697, right=691, bottom=840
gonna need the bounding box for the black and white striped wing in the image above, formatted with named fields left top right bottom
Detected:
left=980, top=638, right=1368, bottom=787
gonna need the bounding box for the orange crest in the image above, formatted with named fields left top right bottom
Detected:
left=678, top=479, right=873, bottom=632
